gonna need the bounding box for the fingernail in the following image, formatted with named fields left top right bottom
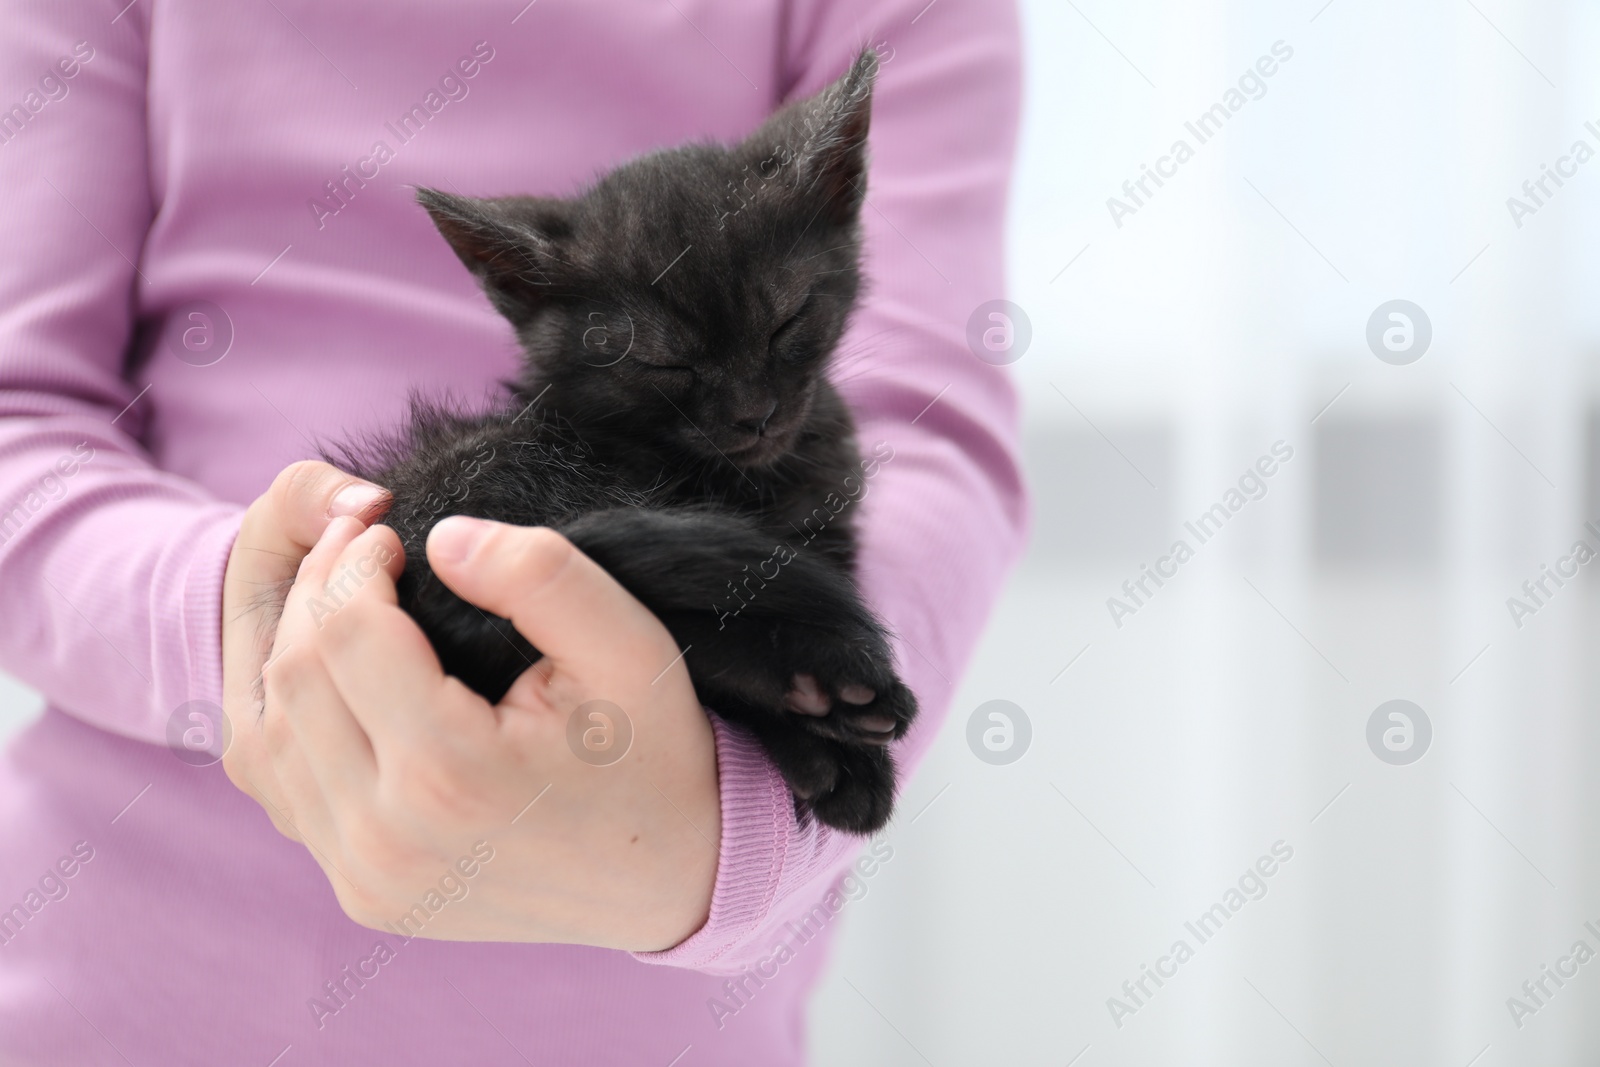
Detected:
left=429, top=515, right=490, bottom=565
left=329, top=482, right=388, bottom=519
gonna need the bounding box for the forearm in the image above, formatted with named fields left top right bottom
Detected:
left=0, top=439, right=241, bottom=740
left=0, top=0, right=251, bottom=739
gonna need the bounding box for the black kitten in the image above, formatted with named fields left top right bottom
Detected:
left=339, top=50, right=912, bottom=833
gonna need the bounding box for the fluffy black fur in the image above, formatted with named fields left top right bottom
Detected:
left=336, top=51, right=913, bottom=833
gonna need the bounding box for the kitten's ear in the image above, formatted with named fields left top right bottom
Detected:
left=415, top=187, right=571, bottom=324
left=769, top=49, right=878, bottom=224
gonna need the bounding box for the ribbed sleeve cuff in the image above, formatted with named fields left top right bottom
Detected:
left=157, top=505, right=244, bottom=722
left=632, top=714, right=793, bottom=971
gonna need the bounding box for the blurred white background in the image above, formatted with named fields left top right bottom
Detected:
left=806, top=0, right=1600, bottom=1064
left=7, top=0, right=1600, bottom=1063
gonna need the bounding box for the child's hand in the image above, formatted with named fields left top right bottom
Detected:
left=220, top=461, right=390, bottom=840
left=232, top=514, right=721, bottom=951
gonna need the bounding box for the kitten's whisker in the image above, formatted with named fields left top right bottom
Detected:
left=794, top=243, right=858, bottom=264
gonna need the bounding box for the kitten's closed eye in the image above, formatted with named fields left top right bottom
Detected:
left=770, top=296, right=814, bottom=358
left=634, top=356, right=697, bottom=374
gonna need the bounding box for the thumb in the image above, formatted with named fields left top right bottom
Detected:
left=425, top=516, right=678, bottom=677
left=257, top=460, right=391, bottom=553
left=233, top=462, right=391, bottom=589
left=227, top=460, right=392, bottom=636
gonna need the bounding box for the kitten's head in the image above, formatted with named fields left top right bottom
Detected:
left=416, top=49, right=877, bottom=469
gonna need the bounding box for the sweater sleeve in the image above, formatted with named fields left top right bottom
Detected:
left=0, top=0, right=243, bottom=744
left=636, top=0, right=1026, bottom=972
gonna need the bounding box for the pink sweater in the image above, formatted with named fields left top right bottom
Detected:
left=0, top=1, right=1023, bottom=1063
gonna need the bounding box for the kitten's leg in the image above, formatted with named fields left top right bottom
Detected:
left=559, top=507, right=917, bottom=833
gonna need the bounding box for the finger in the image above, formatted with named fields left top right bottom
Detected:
left=257, top=646, right=338, bottom=845
left=425, top=517, right=677, bottom=680
left=269, top=460, right=391, bottom=542
left=253, top=517, right=374, bottom=838
left=271, top=519, right=392, bottom=788
left=270, top=629, right=378, bottom=806
left=234, top=461, right=390, bottom=577
left=225, top=465, right=390, bottom=685
left=315, top=525, right=481, bottom=748
left=311, top=522, right=408, bottom=617
left=223, top=465, right=385, bottom=843
left=275, top=515, right=388, bottom=651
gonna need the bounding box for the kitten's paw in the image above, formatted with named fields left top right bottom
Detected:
left=784, top=671, right=914, bottom=748
left=807, top=742, right=897, bottom=834
left=753, top=714, right=901, bottom=833
left=783, top=673, right=833, bottom=716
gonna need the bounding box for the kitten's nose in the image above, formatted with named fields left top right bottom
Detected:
left=733, top=400, right=778, bottom=436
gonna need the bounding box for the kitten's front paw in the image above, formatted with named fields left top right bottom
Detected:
left=783, top=671, right=913, bottom=747
left=774, top=732, right=898, bottom=834
left=811, top=742, right=898, bottom=833
left=774, top=664, right=916, bottom=833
